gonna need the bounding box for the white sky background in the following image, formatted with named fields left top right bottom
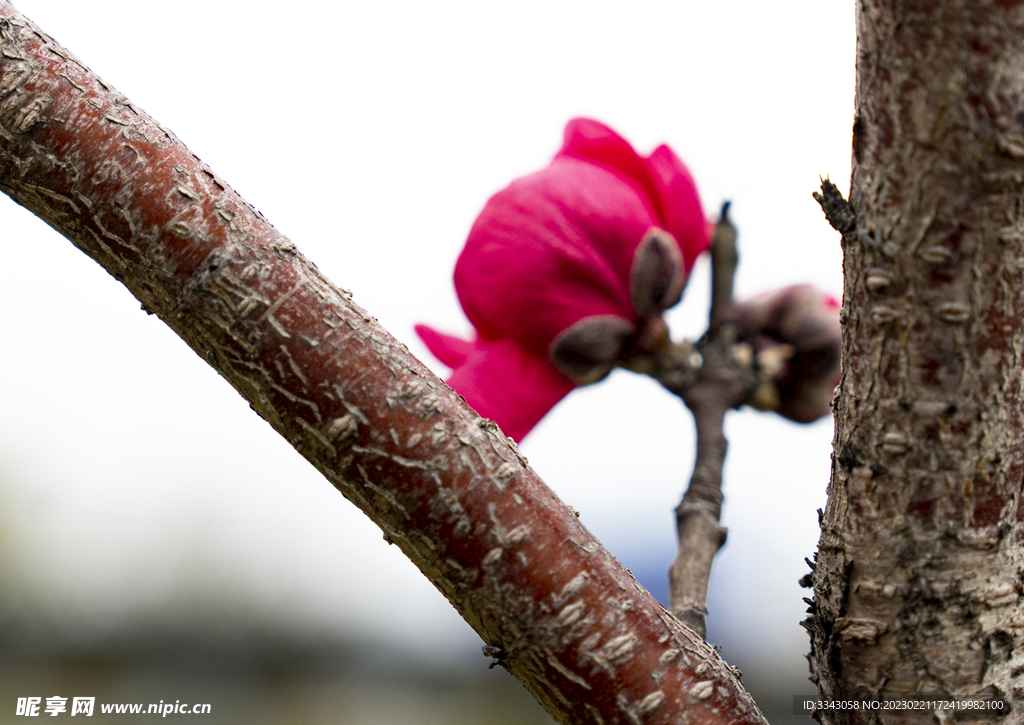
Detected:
left=0, top=0, right=854, bottom=700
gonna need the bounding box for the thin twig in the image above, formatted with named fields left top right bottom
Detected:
left=668, top=395, right=729, bottom=637
left=665, top=203, right=756, bottom=638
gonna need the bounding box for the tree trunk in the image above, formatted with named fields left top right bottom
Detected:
left=808, top=1, right=1024, bottom=721
left=0, top=3, right=769, bottom=724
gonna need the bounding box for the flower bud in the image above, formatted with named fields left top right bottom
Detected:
left=735, top=285, right=841, bottom=423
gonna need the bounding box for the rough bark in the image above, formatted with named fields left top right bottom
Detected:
left=0, top=4, right=770, bottom=724
left=807, top=1, right=1024, bottom=722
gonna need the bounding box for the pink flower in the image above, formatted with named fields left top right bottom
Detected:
left=416, top=118, right=709, bottom=441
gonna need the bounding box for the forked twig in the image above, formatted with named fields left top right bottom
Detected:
left=660, top=204, right=760, bottom=638
left=622, top=202, right=830, bottom=638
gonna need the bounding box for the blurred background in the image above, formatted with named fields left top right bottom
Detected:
left=0, top=1, right=853, bottom=722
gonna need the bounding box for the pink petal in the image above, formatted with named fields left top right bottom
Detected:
left=559, top=119, right=708, bottom=272
left=645, top=144, right=708, bottom=273
left=445, top=338, right=575, bottom=442
left=414, top=324, right=475, bottom=369
left=455, top=157, right=653, bottom=356
left=558, top=118, right=668, bottom=224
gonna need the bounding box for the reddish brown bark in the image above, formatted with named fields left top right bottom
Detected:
left=0, top=4, right=767, bottom=724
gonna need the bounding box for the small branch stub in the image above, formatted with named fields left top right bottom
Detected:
left=813, top=178, right=855, bottom=237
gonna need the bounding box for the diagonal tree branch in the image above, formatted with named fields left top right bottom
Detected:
left=0, top=4, right=768, bottom=724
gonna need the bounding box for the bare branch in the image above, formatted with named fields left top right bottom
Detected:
left=665, top=205, right=757, bottom=638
